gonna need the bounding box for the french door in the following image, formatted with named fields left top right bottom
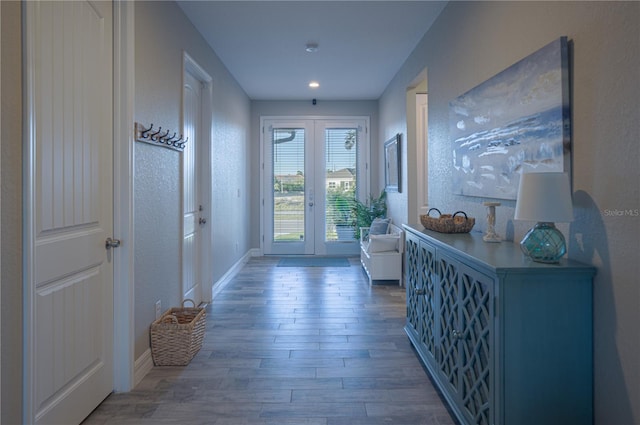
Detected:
left=262, top=118, right=369, bottom=256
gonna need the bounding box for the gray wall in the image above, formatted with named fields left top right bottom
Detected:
left=379, top=2, right=640, bottom=424
left=134, top=1, right=251, bottom=358
left=249, top=100, right=379, bottom=249
left=1, top=2, right=23, bottom=423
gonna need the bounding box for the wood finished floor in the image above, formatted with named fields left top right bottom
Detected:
left=83, top=256, right=456, bottom=425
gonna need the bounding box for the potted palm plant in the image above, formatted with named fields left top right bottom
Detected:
left=350, top=190, right=387, bottom=239
left=328, top=189, right=356, bottom=240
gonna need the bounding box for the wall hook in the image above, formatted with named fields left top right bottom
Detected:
left=140, top=123, right=153, bottom=139
left=173, top=135, right=183, bottom=145
left=150, top=126, right=162, bottom=141
left=166, top=132, right=177, bottom=143
left=135, top=122, right=186, bottom=152
left=160, top=129, right=171, bottom=143
left=177, top=136, right=189, bottom=149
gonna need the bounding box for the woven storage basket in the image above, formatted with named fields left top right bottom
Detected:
left=420, top=208, right=475, bottom=234
left=150, top=299, right=206, bottom=366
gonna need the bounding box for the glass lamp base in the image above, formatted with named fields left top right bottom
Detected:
left=520, top=222, right=566, bottom=263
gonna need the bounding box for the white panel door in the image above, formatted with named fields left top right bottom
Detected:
left=24, top=2, right=114, bottom=424
left=182, top=70, right=203, bottom=304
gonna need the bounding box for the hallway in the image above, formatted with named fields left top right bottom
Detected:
left=83, top=257, right=456, bottom=425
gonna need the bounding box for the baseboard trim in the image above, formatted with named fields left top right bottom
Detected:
left=132, top=250, right=260, bottom=387
left=133, top=348, right=153, bottom=388
left=210, top=249, right=260, bottom=300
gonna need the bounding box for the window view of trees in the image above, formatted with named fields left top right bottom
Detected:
left=274, top=171, right=304, bottom=193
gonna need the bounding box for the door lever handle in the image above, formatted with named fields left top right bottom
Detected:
left=105, top=237, right=121, bottom=249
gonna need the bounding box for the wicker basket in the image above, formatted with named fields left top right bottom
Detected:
left=420, top=208, right=475, bottom=234
left=150, top=299, right=206, bottom=366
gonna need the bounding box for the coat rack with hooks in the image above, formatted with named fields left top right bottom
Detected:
left=135, top=122, right=188, bottom=152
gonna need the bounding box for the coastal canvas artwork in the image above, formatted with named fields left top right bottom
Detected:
left=450, top=37, right=570, bottom=200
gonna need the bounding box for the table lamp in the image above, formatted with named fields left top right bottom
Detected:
left=514, top=172, right=573, bottom=263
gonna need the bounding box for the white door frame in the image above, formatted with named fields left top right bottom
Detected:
left=182, top=52, right=213, bottom=302
left=260, top=116, right=370, bottom=256
left=112, top=0, right=135, bottom=392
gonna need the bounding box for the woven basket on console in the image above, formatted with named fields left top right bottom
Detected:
left=420, top=208, right=475, bottom=234
left=150, top=299, right=206, bottom=366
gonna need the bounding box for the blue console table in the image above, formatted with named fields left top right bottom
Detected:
left=403, top=225, right=596, bottom=425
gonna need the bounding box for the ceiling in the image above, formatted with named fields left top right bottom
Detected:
left=177, top=1, right=447, bottom=101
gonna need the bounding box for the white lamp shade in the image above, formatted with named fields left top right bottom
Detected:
left=514, top=172, right=574, bottom=222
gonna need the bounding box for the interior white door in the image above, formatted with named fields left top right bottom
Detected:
left=24, top=2, right=114, bottom=424
left=182, top=70, right=203, bottom=304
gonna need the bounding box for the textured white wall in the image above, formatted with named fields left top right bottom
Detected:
left=379, top=2, right=639, bottom=424
left=134, top=1, right=251, bottom=359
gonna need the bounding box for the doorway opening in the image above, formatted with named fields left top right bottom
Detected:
left=406, top=70, right=429, bottom=226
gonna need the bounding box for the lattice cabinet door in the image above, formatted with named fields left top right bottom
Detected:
left=458, top=262, right=493, bottom=425
left=437, top=253, right=461, bottom=397
left=418, top=240, right=438, bottom=367
left=405, top=232, right=421, bottom=334
left=437, top=252, right=494, bottom=425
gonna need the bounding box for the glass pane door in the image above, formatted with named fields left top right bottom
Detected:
left=273, top=127, right=305, bottom=242
left=312, top=119, right=367, bottom=256
left=263, top=120, right=314, bottom=255
left=324, top=128, right=357, bottom=242
left=263, top=118, right=368, bottom=256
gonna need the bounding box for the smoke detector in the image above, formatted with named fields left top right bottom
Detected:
left=305, top=43, right=319, bottom=53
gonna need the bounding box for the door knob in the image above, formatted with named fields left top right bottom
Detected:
left=308, top=202, right=314, bottom=207
left=105, top=237, right=121, bottom=249
left=199, top=217, right=207, bottom=225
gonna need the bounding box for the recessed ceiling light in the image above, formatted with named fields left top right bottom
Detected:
left=309, top=81, right=320, bottom=88
left=305, top=43, right=319, bottom=53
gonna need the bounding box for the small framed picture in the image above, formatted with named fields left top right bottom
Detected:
left=384, top=133, right=401, bottom=193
